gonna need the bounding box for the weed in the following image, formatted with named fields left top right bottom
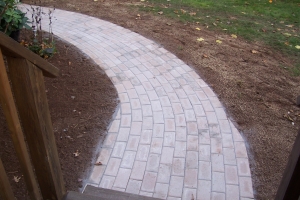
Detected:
left=23, top=1, right=56, bottom=59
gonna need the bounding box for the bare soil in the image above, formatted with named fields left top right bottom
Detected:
left=1, top=0, right=300, bottom=199
left=0, top=30, right=118, bottom=199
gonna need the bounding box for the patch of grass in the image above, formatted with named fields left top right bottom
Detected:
left=290, top=64, right=300, bottom=76
left=138, top=0, right=300, bottom=64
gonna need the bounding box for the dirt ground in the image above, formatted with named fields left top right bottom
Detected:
left=0, top=30, right=118, bottom=199
left=1, top=0, right=300, bottom=199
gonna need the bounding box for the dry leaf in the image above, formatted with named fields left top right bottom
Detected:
left=73, top=150, right=80, bottom=157
left=283, top=114, right=294, bottom=122
left=231, top=34, right=237, bottom=38
left=180, top=9, right=186, bottom=14
left=285, top=24, right=294, bottom=28
left=197, top=37, right=204, bottom=42
left=189, top=12, right=196, bottom=16
left=251, top=50, right=258, bottom=54
left=166, top=23, right=171, bottom=26
left=158, top=11, right=163, bottom=15
left=213, top=22, right=217, bottom=26
left=295, top=45, right=300, bottom=49
left=203, top=54, right=209, bottom=58
left=195, top=27, right=201, bottom=31
left=68, top=61, right=71, bottom=65
left=94, top=162, right=103, bottom=166
left=283, top=33, right=292, bottom=37
left=216, top=40, right=222, bottom=44
left=14, top=176, right=21, bottom=183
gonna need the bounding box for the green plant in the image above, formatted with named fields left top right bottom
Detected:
left=27, top=38, right=57, bottom=59
left=25, top=4, right=57, bottom=59
left=0, top=0, right=30, bottom=35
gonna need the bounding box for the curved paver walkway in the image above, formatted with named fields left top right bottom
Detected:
left=22, top=5, right=254, bottom=200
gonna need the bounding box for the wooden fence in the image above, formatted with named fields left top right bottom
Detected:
left=0, top=31, right=64, bottom=200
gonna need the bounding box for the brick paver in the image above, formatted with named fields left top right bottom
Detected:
left=21, top=5, right=254, bottom=199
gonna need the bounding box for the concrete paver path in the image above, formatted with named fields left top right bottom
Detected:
left=22, top=5, right=254, bottom=200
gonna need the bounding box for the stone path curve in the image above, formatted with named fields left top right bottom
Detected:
left=21, top=5, right=254, bottom=200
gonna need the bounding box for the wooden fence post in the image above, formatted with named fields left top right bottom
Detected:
left=275, top=129, right=300, bottom=200
left=6, top=57, right=65, bottom=200
left=0, top=48, right=41, bottom=199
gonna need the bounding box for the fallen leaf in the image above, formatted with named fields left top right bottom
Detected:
left=14, top=176, right=21, bottom=183
left=94, top=162, right=103, bottom=166
left=231, top=34, right=237, bottom=38
left=213, top=22, right=217, bottom=26
left=73, top=150, right=80, bottom=157
left=166, top=23, right=171, bottom=26
left=216, top=40, right=222, bottom=44
left=180, top=9, right=186, bottom=14
left=269, top=0, right=272, bottom=3
left=158, top=11, right=163, bottom=15
left=94, top=0, right=98, bottom=1
left=195, top=27, right=201, bottom=30
left=241, top=12, right=246, bottom=14
left=202, top=54, right=209, bottom=58
left=137, top=14, right=140, bottom=17
left=197, top=37, right=204, bottom=42
left=285, top=24, right=294, bottom=28
left=141, top=0, right=145, bottom=1
left=283, top=33, right=292, bottom=37
left=189, top=12, right=196, bottom=16
left=68, top=61, right=71, bottom=65
left=251, top=50, right=258, bottom=54
left=295, top=45, right=300, bottom=49
left=283, top=114, right=294, bottom=122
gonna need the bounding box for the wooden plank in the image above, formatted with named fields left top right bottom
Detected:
left=0, top=48, right=42, bottom=200
left=275, top=129, right=300, bottom=200
left=0, top=158, right=15, bottom=200
left=7, top=57, right=65, bottom=200
left=0, top=31, right=59, bottom=78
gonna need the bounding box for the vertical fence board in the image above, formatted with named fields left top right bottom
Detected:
left=7, top=57, right=65, bottom=200
left=275, top=130, right=300, bottom=200
left=0, top=158, right=14, bottom=200
left=0, top=49, right=41, bottom=199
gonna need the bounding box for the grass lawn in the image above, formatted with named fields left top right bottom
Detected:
left=140, top=0, right=300, bottom=74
